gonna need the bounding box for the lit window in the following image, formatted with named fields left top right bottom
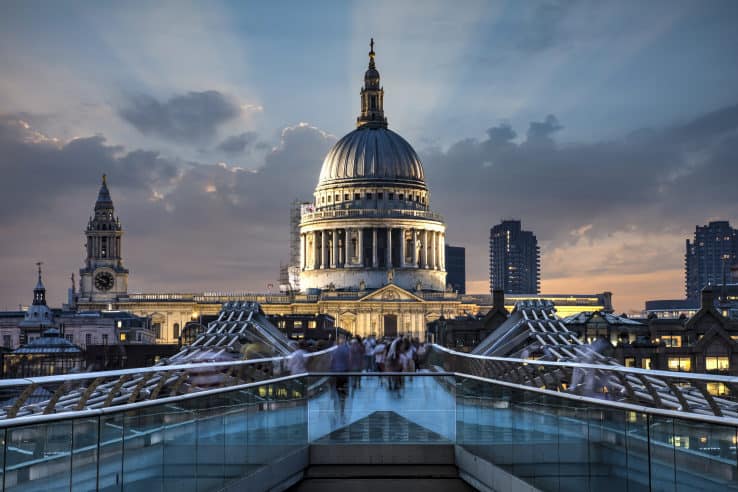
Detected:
left=308, top=321, right=317, bottom=329
left=641, top=358, right=651, bottom=370
left=662, top=335, right=682, bottom=347
left=667, top=357, right=691, bottom=371
left=624, top=357, right=636, bottom=367
left=294, top=320, right=303, bottom=328
left=120, top=333, right=127, bottom=342
left=707, top=382, right=729, bottom=396
left=705, top=356, right=729, bottom=371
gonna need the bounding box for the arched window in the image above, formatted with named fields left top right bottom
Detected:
left=173, top=323, right=180, bottom=339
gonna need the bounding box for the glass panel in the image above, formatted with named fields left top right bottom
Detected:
left=308, top=374, right=455, bottom=444
left=649, top=414, right=676, bottom=491
left=98, top=412, right=124, bottom=492
left=121, top=405, right=165, bottom=492
left=587, top=406, right=634, bottom=492
left=5, top=420, right=72, bottom=491
left=624, top=411, right=650, bottom=492
left=0, top=429, right=4, bottom=491
left=673, top=418, right=738, bottom=491
left=223, top=390, right=252, bottom=481
left=72, top=416, right=100, bottom=491
left=195, top=398, right=226, bottom=492
left=162, top=406, right=197, bottom=492
left=456, top=376, right=513, bottom=467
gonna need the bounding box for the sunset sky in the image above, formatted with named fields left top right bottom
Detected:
left=1, top=0, right=737, bottom=313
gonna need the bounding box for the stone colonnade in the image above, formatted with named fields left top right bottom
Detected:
left=300, top=227, right=445, bottom=271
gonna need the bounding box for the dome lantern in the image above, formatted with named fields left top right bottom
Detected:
left=357, top=38, right=387, bottom=129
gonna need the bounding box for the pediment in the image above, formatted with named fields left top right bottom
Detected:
left=359, top=284, right=425, bottom=302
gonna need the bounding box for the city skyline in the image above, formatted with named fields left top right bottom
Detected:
left=2, top=1, right=738, bottom=313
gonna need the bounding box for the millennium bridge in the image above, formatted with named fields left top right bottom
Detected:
left=1, top=301, right=737, bottom=491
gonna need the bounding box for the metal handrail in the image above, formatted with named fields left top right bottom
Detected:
left=2, top=370, right=738, bottom=429
left=0, top=346, right=336, bottom=389
left=431, top=344, right=738, bottom=384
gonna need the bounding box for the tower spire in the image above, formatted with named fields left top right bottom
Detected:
left=357, top=38, right=387, bottom=129
left=369, top=38, right=375, bottom=69
left=33, top=261, right=47, bottom=305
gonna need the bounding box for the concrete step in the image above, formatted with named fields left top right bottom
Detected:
left=303, top=464, right=461, bottom=478
left=289, top=465, right=476, bottom=492
left=289, top=477, right=476, bottom=492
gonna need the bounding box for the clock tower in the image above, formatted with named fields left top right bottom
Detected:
left=78, top=175, right=129, bottom=303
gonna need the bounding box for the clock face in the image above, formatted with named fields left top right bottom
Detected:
left=94, top=271, right=115, bottom=291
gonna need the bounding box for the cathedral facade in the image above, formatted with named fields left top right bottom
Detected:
left=74, top=42, right=612, bottom=342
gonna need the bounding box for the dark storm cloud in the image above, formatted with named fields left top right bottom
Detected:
left=420, top=102, right=738, bottom=279
left=0, top=116, right=335, bottom=307
left=216, top=131, right=258, bottom=154
left=2, top=103, right=738, bottom=308
left=118, top=91, right=240, bottom=142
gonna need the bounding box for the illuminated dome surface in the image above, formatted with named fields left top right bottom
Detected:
left=318, top=126, right=425, bottom=186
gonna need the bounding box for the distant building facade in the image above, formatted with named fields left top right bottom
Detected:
left=489, top=220, right=540, bottom=294
left=0, top=266, right=155, bottom=353
left=685, top=221, right=738, bottom=300
left=445, top=245, right=466, bottom=294
left=571, top=288, right=738, bottom=385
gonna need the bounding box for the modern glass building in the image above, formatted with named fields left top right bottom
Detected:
left=489, top=220, right=540, bottom=294
left=445, top=245, right=466, bottom=294
left=685, top=221, right=738, bottom=300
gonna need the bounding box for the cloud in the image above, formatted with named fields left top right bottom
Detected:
left=2, top=102, right=738, bottom=313
left=118, top=91, right=241, bottom=142
left=216, top=131, right=258, bottom=154
left=0, top=114, right=335, bottom=309
left=525, top=114, right=563, bottom=145
left=420, top=103, right=738, bottom=310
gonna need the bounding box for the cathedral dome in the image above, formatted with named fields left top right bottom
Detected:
left=317, top=126, right=425, bottom=186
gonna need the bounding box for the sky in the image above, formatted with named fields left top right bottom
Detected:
left=1, top=0, right=738, bottom=313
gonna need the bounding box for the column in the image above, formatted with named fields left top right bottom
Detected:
left=300, top=233, right=305, bottom=269
left=372, top=228, right=378, bottom=267
left=344, top=228, right=349, bottom=268
left=422, top=230, right=428, bottom=268
left=322, top=231, right=329, bottom=269
left=400, top=228, right=406, bottom=267
left=313, top=232, right=320, bottom=269
left=331, top=229, right=338, bottom=268
left=386, top=227, right=393, bottom=268
left=440, top=233, right=445, bottom=270
left=430, top=231, right=437, bottom=269
left=412, top=229, right=418, bottom=267
left=357, top=227, right=364, bottom=266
